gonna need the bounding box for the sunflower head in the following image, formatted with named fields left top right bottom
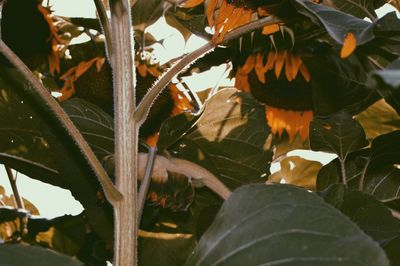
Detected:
left=234, top=50, right=313, bottom=141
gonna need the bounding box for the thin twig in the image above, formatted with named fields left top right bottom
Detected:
left=0, top=40, right=121, bottom=203
left=93, top=0, right=113, bottom=65
left=4, top=166, right=24, bottom=209
left=134, top=15, right=283, bottom=124
left=137, top=146, right=157, bottom=223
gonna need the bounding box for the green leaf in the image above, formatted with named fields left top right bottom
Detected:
left=310, top=111, right=368, bottom=160
left=185, top=184, right=389, bottom=266
left=293, top=1, right=400, bottom=52
left=368, top=58, right=400, bottom=115
left=158, top=88, right=273, bottom=190
left=0, top=70, right=56, bottom=168
left=0, top=244, right=83, bottom=266
left=0, top=67, right=113, bottom=244
left=293, top=0, right=371, bottom=44
left=139, top=233, right=196, bottom=266
left=269, top=156, right=322, bottom=190
left=319, top=184, right=400, bottom=265
left=306, top=50, right=379, bottom=116
left=317, top=131, right=400, bottom=208
left=62, top=98, right=114, bottom=160
left=131, top=0, right=163, bottom=27
left=326, top=0, right=385, bottom=19
left=356, top=99, right=400, bottom=140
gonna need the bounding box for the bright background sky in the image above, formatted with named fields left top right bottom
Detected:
left=0, top=1, right=398, bottom=218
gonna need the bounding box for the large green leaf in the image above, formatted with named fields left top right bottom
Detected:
left=294, top=1, right=400, bottom=55
left=317, top=131, right=400, bottom=209
left=306, top=50, right=379, bottom=116
left=62, top=98, right=114, bottom=160
left=139, top=233, right=196, bottom=266
left=0, top=244, right=83, bottom=266
left=356, top=99, right=400, bottom=140
left=0, top=67, right=113, bottom=243
left=0, top=70, right=56, bottom=168
left=325, top=0, right=385, bottom=19
left=158, top=88, right=273, bottom=190
left=293, top=0, right=371, bottom=44
left=319, top=184, right=400, bottom=265
left=368, top=58, right=400, bottom=115
left=310, top=111, right=368, bottom=160
left=185, top=184, right=389, bottom=266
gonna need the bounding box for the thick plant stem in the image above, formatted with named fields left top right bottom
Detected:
left=109, top=0, right=138, bottom=265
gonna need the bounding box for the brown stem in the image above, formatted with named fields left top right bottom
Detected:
left=4, top=166, right=24, bottom=209
left=93, top=0, right=113, bottom=64
left=109, top=0, right=138, bottom=265
left=134, top=15, right=283, bottom=124
left=137, top=147, right=157, bottom=224
left=0, top=40, right=121, bottom=203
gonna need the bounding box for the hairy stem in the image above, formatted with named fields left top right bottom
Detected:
left=4, top=166, right=24, bottom=209
left=0, top=40, right=121, bottom=203
left=109, top=0, right=138, bottom=265
left=134, top=15, right=283, bottom=124
left=93, top=0, right=113, bottom=64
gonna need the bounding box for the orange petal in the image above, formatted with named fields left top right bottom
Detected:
left=291, top=54, right=302, bottom=80
left=285, top=54, right=293, bottom=82
left=340, top=32, right=357, bottom=59
left=239, top=55, right=256, bottom=75
left=169, top=84, right=193, bottom=115
left=235, top=74, right=251, bottom=92
left=255, top=53, right=267, bottom=84
left=274, top=51, right=287, bottom=79
left=262, top=24, right=280, bottom=36
left=266, top=51, right=276, bottom=71
left=180, top=0, right=204, bottom=8
left=59, top=67, right=77, bottom=80
left=299, top=63, right=310, bottom=82
left=75, top=59, right=96, bottom=79
left=147, top=66, right=162, bottom=77
left=95, top=57, right=106, bottom=72
left=217, top=8, right=242, bottom=42
left=137, top=63, right=148, bottom=77
left=146, top=133, right=159, bottom=147
left=206, top=0, right=218, bottom=27
left=257, top=7, right=270, bottom=17
left=215, top=1, right=235, bottom=26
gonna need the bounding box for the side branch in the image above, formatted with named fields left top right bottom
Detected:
left=134, top=15, right=283, bottom=124
left=93, top=0, right=113, bottom=64
left=137, top=153, right=231, bottom=200
left=0, top=40, right=122, bottom=203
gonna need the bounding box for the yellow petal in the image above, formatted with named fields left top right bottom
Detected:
left=340, top=32, right=357, bottom=59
